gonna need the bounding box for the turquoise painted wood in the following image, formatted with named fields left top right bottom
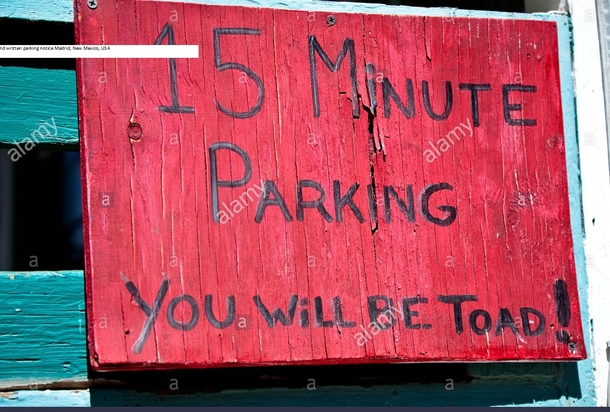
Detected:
left=0, top=67, right=78, bottom=150
left=0, top=390, right=90, bottom=407
left=0, top=271, right=88, bottom=388
left=0, top=0, right=597, bottom=407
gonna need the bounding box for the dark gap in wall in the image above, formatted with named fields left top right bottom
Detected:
left=89, top=363, right=471, bottom=392
left=12, top=151, right=83, bottom=271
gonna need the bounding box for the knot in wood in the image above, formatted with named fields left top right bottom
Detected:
left=127, top=123, right=142, bottom=140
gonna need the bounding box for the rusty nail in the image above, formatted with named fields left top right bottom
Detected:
left=127, top=123, right=142, bottom=140
left=327, top=15, right=336, bottom=26
left=87, top=0, right=98, bottom=9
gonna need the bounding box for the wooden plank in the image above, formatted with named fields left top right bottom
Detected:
left=76, top=0, right=585, bottom=370
left=0, top=271, right=88, bottom=388
left=0, top=390, right=90, bottom=407
left=0, top=0, right=73, bottom=23
left=0, top=7, right=598, bottom=409
left=0, top=66, right=78, bottom=150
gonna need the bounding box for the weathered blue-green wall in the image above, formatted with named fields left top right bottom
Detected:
left=0, top=67, right=78, bottom=149
left=0, top=0, right=596, bottom=407
left=0, top=271, right=87, bottom=387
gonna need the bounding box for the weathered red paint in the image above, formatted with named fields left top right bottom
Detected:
left=76, top=0, right=585, bottom=370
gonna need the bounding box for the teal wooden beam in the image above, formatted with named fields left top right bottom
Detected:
left=0, top=271, right=88, bottom=389
left=0, top=1, right=73, bottom=23
left=0, top=66, right=78, bottom=151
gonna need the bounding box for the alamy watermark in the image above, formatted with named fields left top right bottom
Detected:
left=423, top=118, right=473, bottom=163
left=216, top=179, right=265, bottom=224
left=7, top=117, right=57, bottom=162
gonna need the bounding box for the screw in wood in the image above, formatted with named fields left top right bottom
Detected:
left=87, top=0, right=98, bottom=10
left=327, top=15, right=336, bottom=26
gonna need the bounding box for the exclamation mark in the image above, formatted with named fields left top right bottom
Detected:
left=553, top=279, right=571, bottom=344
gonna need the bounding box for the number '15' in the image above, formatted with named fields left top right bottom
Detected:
left=154, top=23, right=265, bottom=119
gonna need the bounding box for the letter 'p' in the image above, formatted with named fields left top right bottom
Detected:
left=209, top=142, right=252, bottom=222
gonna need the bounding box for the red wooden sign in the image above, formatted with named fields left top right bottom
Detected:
left=76, top=0, right=585, bottom=370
